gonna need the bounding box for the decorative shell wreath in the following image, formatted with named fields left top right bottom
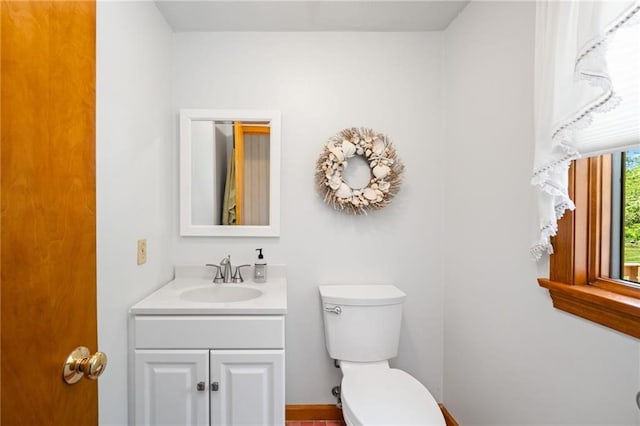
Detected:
left=315, top=127, right=404, bottom=215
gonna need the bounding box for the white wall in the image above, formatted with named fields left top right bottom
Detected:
left=443, top=2, right=640, bottom=424
left=170, top=32, right=446, bottom=403
left=96, top=2, right=175, bottom=425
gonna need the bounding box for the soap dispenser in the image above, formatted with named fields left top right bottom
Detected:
left=254, top=248, right=267, bottom=283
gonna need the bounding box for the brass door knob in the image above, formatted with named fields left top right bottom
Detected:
left=63, top=346, right=108, bottom=384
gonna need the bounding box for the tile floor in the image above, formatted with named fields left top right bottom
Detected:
left=285, top=422, right=345, bottom=426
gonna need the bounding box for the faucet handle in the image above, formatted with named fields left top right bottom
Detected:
left=231, top=265, right=251, bottom=283
left=206, top=264, right=225, bottom=283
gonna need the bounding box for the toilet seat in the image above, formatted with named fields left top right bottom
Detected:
left=341, top=368, right=446, bottom=426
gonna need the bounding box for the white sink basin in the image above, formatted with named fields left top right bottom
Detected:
left=130, top=265, right=286, bottom=315
left=180, top=286, right=263, bottom=303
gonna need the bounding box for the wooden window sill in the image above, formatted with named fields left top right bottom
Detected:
left=538, top=279, right=640, bottom=338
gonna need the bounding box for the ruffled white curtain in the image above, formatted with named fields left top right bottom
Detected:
left=532, top=0, right=640, bottom=259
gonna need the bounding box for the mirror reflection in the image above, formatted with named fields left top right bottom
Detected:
left=180, top=109, right=281, bottom=237
left=191, top=120, right=270, bottom=226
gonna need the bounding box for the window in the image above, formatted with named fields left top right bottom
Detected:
left=538, top=155, right=640, bottom=339
left=620, top=149, right=640, bottom=286
left=534, top=2, right=640, bottom=338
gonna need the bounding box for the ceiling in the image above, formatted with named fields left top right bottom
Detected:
left=154, top=0, right=470, bottom=32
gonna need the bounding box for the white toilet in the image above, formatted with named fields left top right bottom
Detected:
left=319, top=284, right=446, bottom=426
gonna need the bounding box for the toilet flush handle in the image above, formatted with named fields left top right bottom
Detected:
left=324, top=305, right=342, bottom=315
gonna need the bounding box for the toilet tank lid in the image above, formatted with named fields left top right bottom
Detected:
left=318, top=285, right=406, bottom=306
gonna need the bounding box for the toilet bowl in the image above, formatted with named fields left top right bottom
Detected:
left=340, top=362, right=445, bottom=426
left=319, top=285, right=445, bottom=426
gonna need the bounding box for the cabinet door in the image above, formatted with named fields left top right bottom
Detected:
left=135, top=349, right=209, bottom=426
left=210, top=350, right=285, bottom=426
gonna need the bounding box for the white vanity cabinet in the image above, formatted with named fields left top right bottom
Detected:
left=132, top=315, right=285, bottom=426
left=135, top=349, right=209, bottom=425
left=210, top=350, right=284, bottom=426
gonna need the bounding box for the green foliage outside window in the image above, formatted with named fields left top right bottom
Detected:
left=624, top=149, right=640, bottom=263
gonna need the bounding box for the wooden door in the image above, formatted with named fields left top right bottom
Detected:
left=135, top=349, right=210, bottom=426
left=1, top=1, right=99, bottom=424
left=210, top=349, right=285, bottom=426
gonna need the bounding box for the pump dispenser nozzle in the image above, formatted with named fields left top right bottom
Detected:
left=254, top=248, right=267, bottom=283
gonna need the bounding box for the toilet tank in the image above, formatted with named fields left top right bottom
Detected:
left=319, top=284, right=406, bottom=362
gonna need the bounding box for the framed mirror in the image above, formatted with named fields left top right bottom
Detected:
left=179, top=109, right=281, bottom=237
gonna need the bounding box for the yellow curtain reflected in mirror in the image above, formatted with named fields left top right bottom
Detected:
left=229, top=122, right=270, bottom=226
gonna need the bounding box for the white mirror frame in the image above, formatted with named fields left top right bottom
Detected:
left=179, top=109, right=281, bottom=237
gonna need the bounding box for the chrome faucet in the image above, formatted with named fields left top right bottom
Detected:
left=206, top=255, right=250, bottom=284
left=220, top=255, right=233, bottom=283
left=206, top=255, right=233, bottom=283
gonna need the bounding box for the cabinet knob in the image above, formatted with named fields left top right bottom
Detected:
left=211, top=381, right=219, bottom=392
left=197, top=381, right=206, bottom=391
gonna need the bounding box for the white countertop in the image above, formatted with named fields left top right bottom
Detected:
left=130, top=265, right=287, bottom=315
